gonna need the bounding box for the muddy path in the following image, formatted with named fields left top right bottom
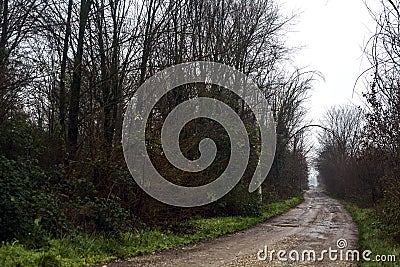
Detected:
left=100, top=188, right=358, bottom=266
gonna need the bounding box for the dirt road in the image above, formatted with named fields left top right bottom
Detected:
left=102, top=188, right=358, bottom=266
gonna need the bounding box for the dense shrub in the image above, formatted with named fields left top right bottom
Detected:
left=0, top=115, right=138, bottom=247
left=213, top=182, right=262, bottom=217
left=0, top=156, right=56, bottom=247
left=379, top=176, right=400, bottom=242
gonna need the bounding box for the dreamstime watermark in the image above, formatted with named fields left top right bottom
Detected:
left=257, top=238, right=398, bottom=263
left=122, top=61, right=276, bottom=207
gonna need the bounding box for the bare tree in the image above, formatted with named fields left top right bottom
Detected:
left=59, top=0, right=73, bottom=137
left=0, top=0, right=45, bottom=123
left=316, top=105, right=363, bottom=198
left=67, top=0, right=91, bottom=154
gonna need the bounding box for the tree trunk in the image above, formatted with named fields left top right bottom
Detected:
left=0, top=0, right=8, bottom=65
left=59, top=0, right=73, bottom=139
left=68, top=0, right=91, bottom=155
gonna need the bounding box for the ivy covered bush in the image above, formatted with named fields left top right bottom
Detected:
left=0, top=114, right=137, bottom=247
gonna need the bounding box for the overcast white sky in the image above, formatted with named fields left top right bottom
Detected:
left=281, top=0, right=376, bottom=121
left=279, top=0, right=378, bottom=184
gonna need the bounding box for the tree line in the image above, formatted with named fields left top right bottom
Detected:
left=316, top=0, right=400, bottom=242
left=0, top=0, right=316, bottom=245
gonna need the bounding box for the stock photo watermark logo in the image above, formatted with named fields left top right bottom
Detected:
left=122, top=61, right=276, bottom=207
left=257, top=238, right=398, bottom=263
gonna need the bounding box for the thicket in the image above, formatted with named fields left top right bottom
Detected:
left=0, top=113, right=138, bottom=246
left=0, top=0, right=313, bottom=248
